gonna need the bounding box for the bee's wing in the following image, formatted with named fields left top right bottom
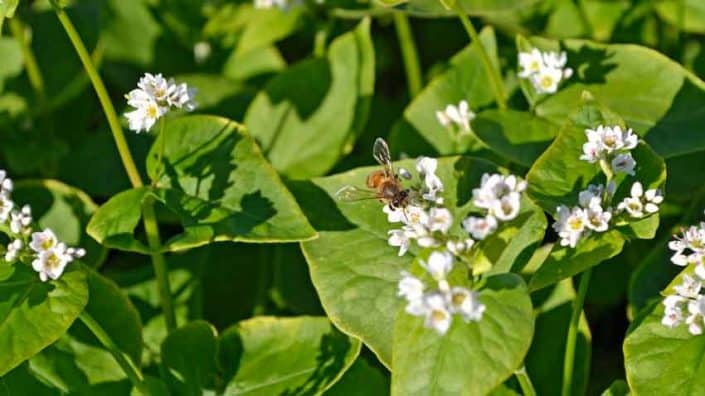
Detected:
left=335, top=185, right=380, bottom=202
left=373, top=138, right=395, bottom=177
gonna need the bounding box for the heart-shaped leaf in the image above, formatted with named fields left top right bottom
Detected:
left=0, top=264, right=88, bottom=376
left=88, top=115, right=317, bottom=253
left=391, top=273, right=534, bottom=396
left=299, top=156, right=545, bottom=366
left=244, top=19, right=374, bottom=179
left=161, top=321, right=218, bottom=396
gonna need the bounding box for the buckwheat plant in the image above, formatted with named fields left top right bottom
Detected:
left=436, top=99, right=475, bottom=136
left=0, top=170, right=85, bottom=282
left=387, top=158, right=527, bottom=334
left=125, top=73, right=197, bottom=133
left=661, top=216, right=705, bottom=335
left=518, top=48, right=573, bottom=94
left=553, top=125, right=663, bottom=248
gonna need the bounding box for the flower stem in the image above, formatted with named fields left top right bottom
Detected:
left=52, top=5, right=143, bottom=189
left=393, top=12, right=423, bottom=98
left=53, top=3, right=177, bottom=332
left=515, top=366, right=537, bottom=396
left=9, top=18, right=46, bottom=105
left=562, top=268, right=592, bottom=396
left=451, top=4, right=507, bottom=110
left=78, top=311, right=148, bottom=393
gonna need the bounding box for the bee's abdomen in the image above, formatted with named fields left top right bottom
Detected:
left=366, top=171, right=386, bottom=188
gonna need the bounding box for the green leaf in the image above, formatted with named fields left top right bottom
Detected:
left=472, top=109, right=560, bottom=167
left=299, top=157, right=545, bottom=367
left=521, top=37, right=705, bottom=159
left=525, top=280, right=591, bottom=396
left=623, top=300, right=705, bottom=395
left=389, top=27, right=499, bottom=156
left=101, top=0, right=162, bottom=65
left=391, top=273, right=534, bottom=396
left=395, top=0, right=536, bottom=17
left=601, top=379, right=629, bottom=396
left=13, top=180, right=107, bottom=268
left=161, top=321, right=218, bottom=396
left=220, top=316, right=361, bottom=395
left=0, top=37, right=22, bottom=93
left=244, top=19, right=374, bottom=178
left=655, top=0, right=705, bottom=34
left=0, top=362, right=59, bottom=396
left=0, top=264, right=88, bottom=376
left=0, top=0, right=19, bottom=32
left=324, top=358, right=389, bottom=396
left=529, top=232, right=625, bottom=291
left=88, top=116, right=317, bottom=253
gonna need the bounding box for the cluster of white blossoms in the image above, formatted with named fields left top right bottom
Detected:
left=254, top=0, right=297, bottom=10
left=0, top=170, right=85, bottom=282
left=125, top=73, right=196, bottom=133
left=661, top=219, right=705, bottom=335
left=518, top=48, right=573, bottom=94
left=387, top=160, right=527, bottom=334
left=553, top=125, right=663, bottom=248
left=436, top=100, right=475, bottom=134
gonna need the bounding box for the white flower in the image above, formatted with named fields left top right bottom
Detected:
left=618, top=182, right=662, bottom=218
left=32, top=244, right=72, bottom=282
left=4, top=239, right=23, bottom=262
left=193, top=41, right=212, bottom=64
left=669, top=224, right=705, bottom=266
left=580, top=140, right=601, bottom=163
left=0, top=194, right=13, bottom=223
left=542, top=51, right=568, bottom=70
left=489, top=192, right=522, bottom=221
left=398, top=271, right=425, bottom=302
left=125, top=73, right=196, bottom=133
left=388, top=229, right=410, bottom=256
left=462, top=215, right=498, bottom=240
left=254, top=0, right=288, bottom=9
left=447, top=287, right=485, bottom=322
left=446, top=238, right=475, bottom=256
left=674, top=275, right=702, bottom=299
left=687, top=296, right=705, bottom=335
left=662, top=301, right=684, bottom=328
left=416, top=157, right=444, bottom=204
left=167, top=81, right=197, bottom=111
left=423, top=293, right=452, bottom=335
left=137, top=73, right=170, bottom=102
left=578, top=184, right=604, bottom=207
left=518, top=48, right=544, bottom=78
left=436, top=100, right=475, bottom=133
left=0, top=169, right=13, bottom=195
left=584, top=201, right=611, bottom=232
left=10, top=205, right=32, bottom=234
left=421, top=250, right=454, bottom=281
left=612, top=153, right=636, bottom=176
left=530, top=66, right=563, bottom=94
left=554, top=205, right=587, bottom=248
left=125, top=97, right=163, bottom=133
left=428, top=208, right=453, bottom=234
left=30, top=229, right=58, bottom=253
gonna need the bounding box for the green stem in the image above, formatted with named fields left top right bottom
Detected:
left=9, top=18, right=46, bottom=105
left=562, top=268, right=592, bottom=396
left=152, top=118, right=167, bottom=186
left=393, top=13, right=423, bottom=98
left=313, top=21, right=330, bottom=57
left=53, top=3, right=177, bottom=332
left=451, top=4, right=507, bottom=109
left=79, top=312, right=148, bottom=393
left=53, top=5, right=143, bottom=188
left=515, top=366, right=537, bottom=396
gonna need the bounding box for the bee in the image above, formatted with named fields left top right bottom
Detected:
left=336, top=138, right=413, bottom=209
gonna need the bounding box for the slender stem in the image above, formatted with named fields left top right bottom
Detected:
left=53, top=3, right=177, bottom=332
left=451, top=4, right=507, bottom=109
left=313, top=22, right=329, bottom=57
left=152, top=118, right=167, bottom=186
left=142, top=199, right=177, bottom=331
left=79, top=312, right=148, bottom=393
left=562, top=268, right=592, bottom=396
left=515, top=366, right=537, bottom=396
left=53, top=5, right=143, bottom=188
left=393, top=13, right=422, bottom=98
left=9, top=18, right=46, bottom=105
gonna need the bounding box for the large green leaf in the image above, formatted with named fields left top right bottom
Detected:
left=0, top=37, right=22, bottom=93
left=299, top=156, right=545, bottom=366
left=391, top=273, right=534, bottom=396
left=101, top=0, right=161, bottom=65
left=244, top=19, right=374, bottom=178
left=655, top=0, right=705, bottom=34
left=0, top=264, right=88, bottom=376
left=161, top=321, right=218, bottom=396
left=624, top=300, right=705, bottom=395
left=520, top=36, right=705, bottom=159
left=389, top=27, right=499, bottom=157
left=88, top=115, right=317, bottom=253
left=324, top=358, right=389, bottom=396
left=13, top=180, right=106, bottom=268
left=220, top=316, right=361, bottom=395
left=0, top=363, right=59, bottom=396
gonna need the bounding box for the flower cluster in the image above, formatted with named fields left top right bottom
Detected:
left=254, top=0, right=298, bottom=10
left=580, top=125, right=638, bottom=176
left=0, top=170, right=85, bottom=282
left=518, top=48, right=572, bottom=94
left=436, top=100, right=475, bottom=134
left=553, top=125, right=663, bottom=248
left=125, top=73, right=196, bottom=133
left=385, top=158, right=527, bottom=335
